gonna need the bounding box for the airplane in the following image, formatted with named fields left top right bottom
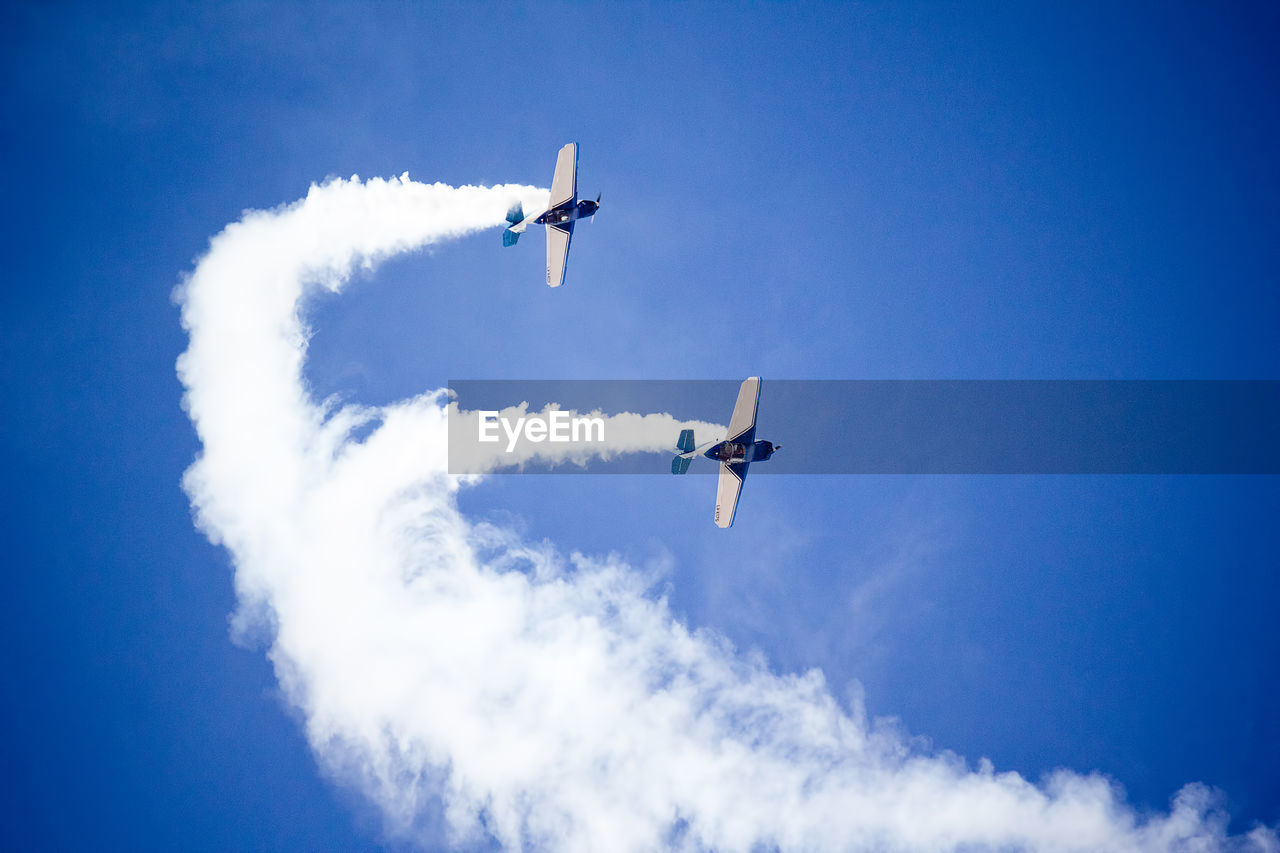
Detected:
left=503, top=142, right=600, bottom=288
left=671, top=377, right=781, bottom=528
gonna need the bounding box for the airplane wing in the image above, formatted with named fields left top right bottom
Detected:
left=549, top=142, right=578, bottom=211
left=726, top=377, right=761, bottom=443
left=546, top=222, right=573, bottom=288
left=714, top=461, right=748, bottom=528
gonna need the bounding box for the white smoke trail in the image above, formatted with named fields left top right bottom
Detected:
left=447, top=401, right=725, bottom=473
left=176, top=175, right=1277, bottom=852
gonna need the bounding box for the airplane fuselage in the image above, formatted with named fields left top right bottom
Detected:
left=704, top=439, right=779, bottom=465
left=535, top=198, right=599, bottom=227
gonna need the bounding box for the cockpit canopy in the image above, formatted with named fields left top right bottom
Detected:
left=714, top=442, right=747, bottom=461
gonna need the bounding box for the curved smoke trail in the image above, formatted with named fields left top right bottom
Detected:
left=176, top=175, right=1277, bottom=852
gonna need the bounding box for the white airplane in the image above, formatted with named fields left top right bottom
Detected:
left=671, top=377, right=781, bottom=528
left=503, top=142, right=599, bottom=288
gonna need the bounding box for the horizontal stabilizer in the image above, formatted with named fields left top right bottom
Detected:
left=505, top=202, right=524, bottom=225
left=676, top=429, right=696, bottom=454
left=672, top=456, right=692, bottom=475
left=502, top=228, right=520, bottom=247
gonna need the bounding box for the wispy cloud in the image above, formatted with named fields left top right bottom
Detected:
left=176, top=175, right=1276, bottom=852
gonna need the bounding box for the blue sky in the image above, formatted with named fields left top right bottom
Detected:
left=3, top=3, right=1277, bottom=850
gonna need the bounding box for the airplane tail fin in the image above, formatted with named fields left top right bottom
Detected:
left=672, top=429, right=696, bottom=474
left=677, top=429, right=696, bottom=454
left=502, top=202, right=524, bottom=247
